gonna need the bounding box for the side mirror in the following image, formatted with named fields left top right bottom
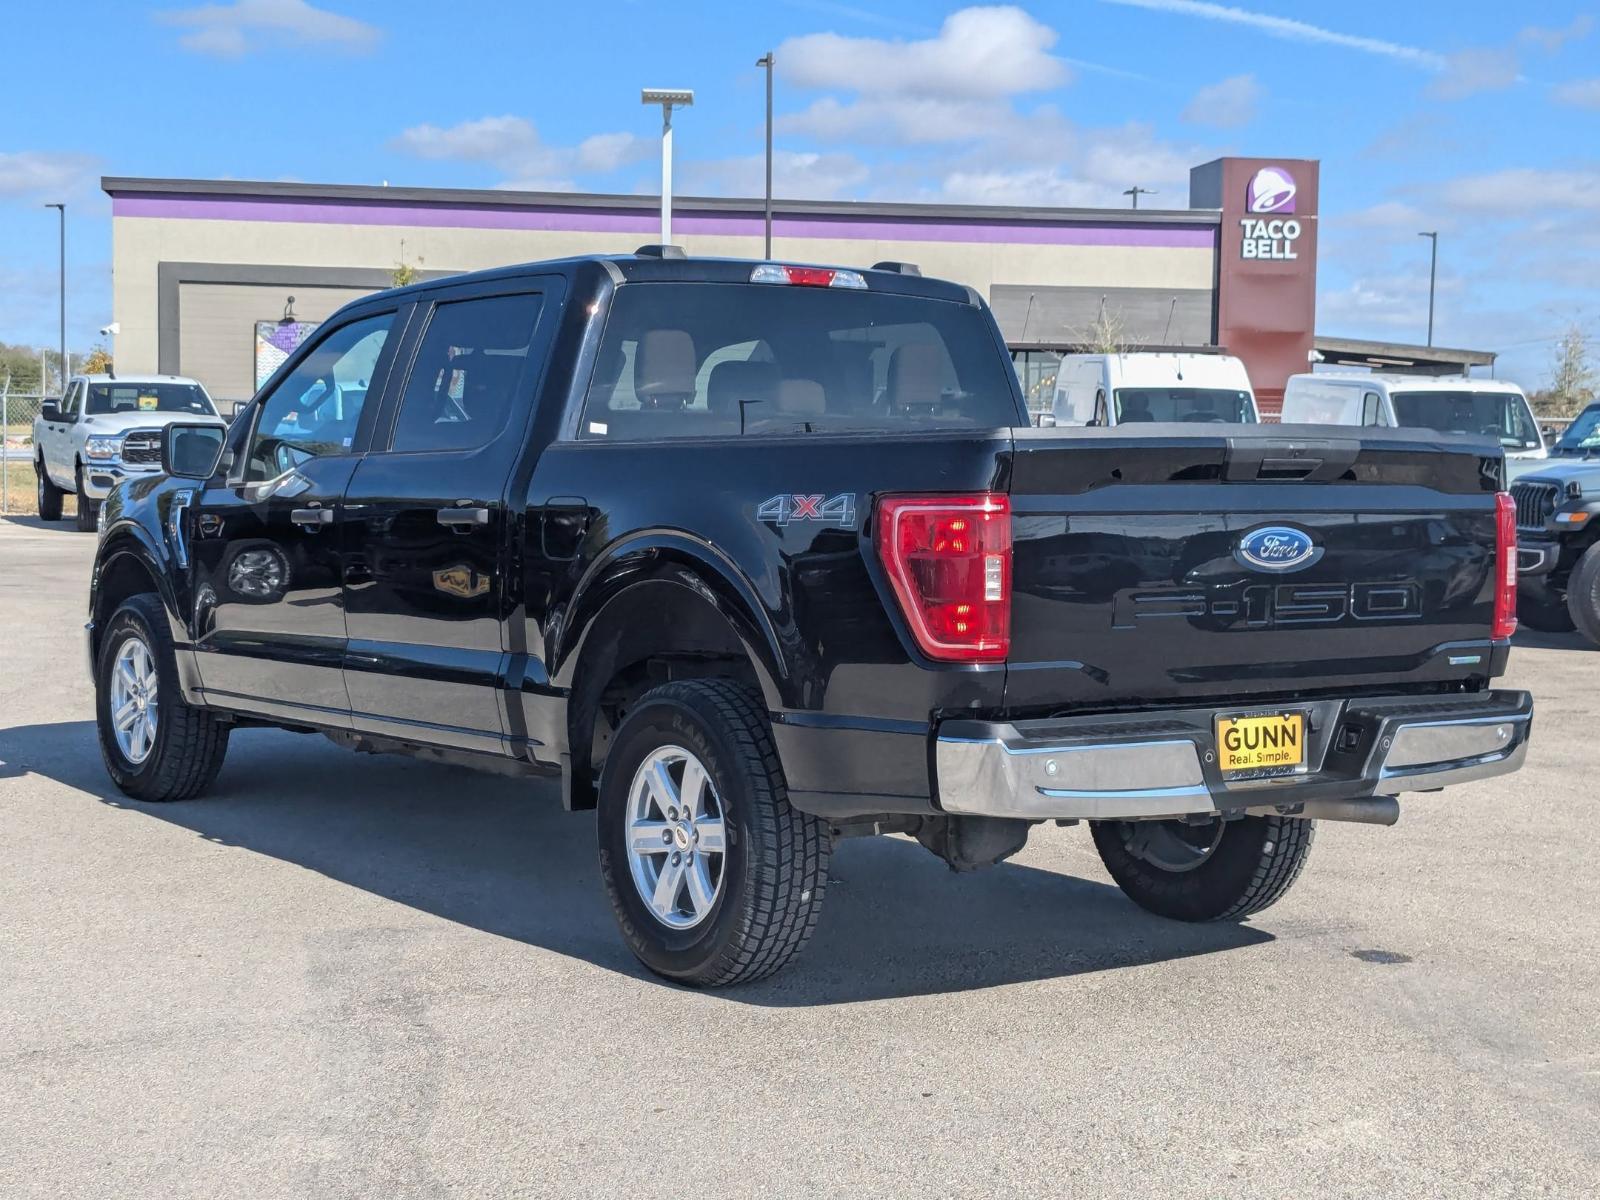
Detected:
left=1035, top=412, right=1057, bottom=428
left=162, top=423, right=227, bottom=479
left=41, top=402, right=61, bottom=422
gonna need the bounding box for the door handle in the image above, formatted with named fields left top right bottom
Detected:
left=291, top=507, right=334, bottom=526
left=437, top=506, right=490, bottom=527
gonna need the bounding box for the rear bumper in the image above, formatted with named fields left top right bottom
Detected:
left=935, top=691, right=1533, bottom=823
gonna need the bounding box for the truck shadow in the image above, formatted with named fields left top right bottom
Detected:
left=2, top=720, right=1272, bottom=1006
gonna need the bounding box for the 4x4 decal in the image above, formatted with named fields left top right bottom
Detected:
left=757, top=492, right=857, bottom=528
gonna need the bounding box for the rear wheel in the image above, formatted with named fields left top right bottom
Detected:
left=1091, top=813, right=1314, bottom=922
left=1518, top=581, right=1577, bottom=634
left=74, top=463, right=97, bottom=532
left=1568, top=544, right=1600, bottom=648
left=35, top=457, right=63, bottom=521
left=596, top=679, right=830, bottom=987
left=96, top=594, right=230, bottom=801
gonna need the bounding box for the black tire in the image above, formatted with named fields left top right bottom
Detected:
left=596, top=679, right=830, bottom=987
left=96, top=594, right=229, bottom=802
left=1091, top=813, right=1314, bottom=922
left=74, top=463, right=97, bottom=532
left=1568, top=544, right=1600, bottom=648
left=1517, top=582, right=1576, bottom=634
left=35, top=457, right=63, bottom=521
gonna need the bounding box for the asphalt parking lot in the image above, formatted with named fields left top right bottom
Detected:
left=2, top=516, right=1596, bottom=1199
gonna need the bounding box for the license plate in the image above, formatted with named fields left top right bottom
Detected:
left=1216, top=711, right=1306, bottom=776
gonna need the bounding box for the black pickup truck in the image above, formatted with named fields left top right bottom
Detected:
left=88, top=251, right=1533, bottom=986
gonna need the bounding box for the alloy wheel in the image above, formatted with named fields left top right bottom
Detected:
left=109, top=635, right=160, bottom=765
left=624, top=745, right=728, bottom=930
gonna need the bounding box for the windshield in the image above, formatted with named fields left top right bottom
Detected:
left=86, top=382, right=215, bottom=417
left=1390, top=390, right=1540, bottom=449
left=581, top=283, right=1023, bottom=439
left=1554, top=406, right=1600, bottom=454
left=1112, top=388, right=1257, bottom=424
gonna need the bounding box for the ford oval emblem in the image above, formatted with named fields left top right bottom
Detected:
left=1236, top=526, right=1320, bottom=573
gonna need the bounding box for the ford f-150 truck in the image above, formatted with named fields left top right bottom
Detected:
left=35, top=373, right=225, bottom=531
left=87, top=251, right=1533, bottom=986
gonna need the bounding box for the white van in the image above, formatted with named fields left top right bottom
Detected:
left=1050, top=353, right=1259, bottom=427
left=1281, top=373, right=1546, bottom=460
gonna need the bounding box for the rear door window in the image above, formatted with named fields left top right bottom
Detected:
left=389, top=293, right=544, bottom=453
left=580, top=282, right=1021, bottom=440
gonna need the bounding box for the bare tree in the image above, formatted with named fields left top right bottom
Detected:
left=1536, top=323, right=1597, bottom=418
left=1078, top=296, right=1129, bottom=354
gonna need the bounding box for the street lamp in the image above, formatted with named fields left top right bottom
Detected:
left=44, top=203, right=65, bottom=391
left=1123, top=186, right=1157, bottom=210
left=756, top=52, right=774, bottom=259
left=1418, top=231, right=1438, bottom=347
left=641, top=88, right=694, bottom=245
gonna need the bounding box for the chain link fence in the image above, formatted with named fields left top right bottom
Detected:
left=2, top=390, right=47, bottom=516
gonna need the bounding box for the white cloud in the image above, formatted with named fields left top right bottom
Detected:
left=1442, top=167, right=1600, bottom=215
left=1330, top=201, right=1431, bottom=230
left=1520, top=16, right=1595, bottom=54
left=679, top=150, right=871, bottom=200
left=1097, top=0, right=1444, bottom=69
left=1181, top=74, right=1261, bottom=128
left=781, top=95, right=1036, bottom=145
left=1553, top=78, right=1600, bottom=109
left=1428, top=48, right=1521, bottom=101
left=778, top=6, right=1069, bottom=99
left=936, top=123, right=1206, bottom=208
left=0, top=150, right=99, bottom=200
left=156, top=0, right=379, bottom=57
left=391, top=116, right=648, bottom=192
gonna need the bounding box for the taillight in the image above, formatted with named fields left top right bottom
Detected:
left=876, top=494, right=1011, bottom=662
left=1493, top=491, right=1518, bottom=640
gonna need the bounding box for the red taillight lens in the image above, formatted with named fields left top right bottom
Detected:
left=1493, top=491, right=1518, bottom=640
left=877, top=494, right=1011, bottom=662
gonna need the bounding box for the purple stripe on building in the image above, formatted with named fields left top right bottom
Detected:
left=111, top=193, right=1217, bottom=249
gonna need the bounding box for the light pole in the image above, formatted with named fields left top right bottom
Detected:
left=1418, top=231, right=1438, bottom=346
left=1123, top=186, right=1157, bottom=210
left=641, top=89, right=694, bottom=245
left=45, top=203, right=65, bottom=392
left=756, top=52, right=774, bottom=259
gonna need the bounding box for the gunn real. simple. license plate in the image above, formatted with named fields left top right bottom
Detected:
left=1215, top=711, right=1306, bottom=776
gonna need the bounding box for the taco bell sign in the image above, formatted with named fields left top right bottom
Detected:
left=1240, top=166, right=1302, bottom=260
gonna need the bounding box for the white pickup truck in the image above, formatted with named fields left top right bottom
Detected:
left=34, top=374, right=225, bottom=530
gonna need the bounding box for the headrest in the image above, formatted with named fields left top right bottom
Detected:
left=707, top=360, right=778, bottom=415
left=633, top=329, right=696, bottom=406
left=887, top=343, right=944, bottom=410
left=778, top=378, right=826, bottom=417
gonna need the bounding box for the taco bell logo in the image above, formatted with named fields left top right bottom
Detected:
left=1239, top=166, right=1303, bottom=260
left=1247, top=166, right=1297, bottom=214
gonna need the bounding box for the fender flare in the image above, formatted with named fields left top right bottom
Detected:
left=552, top=528, right=789, bottom=708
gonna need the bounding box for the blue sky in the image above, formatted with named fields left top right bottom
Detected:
left=3, top=0, right=1597, bottom=386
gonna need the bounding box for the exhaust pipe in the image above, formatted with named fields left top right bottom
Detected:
left=1246, top=797, right=1400, bottom=826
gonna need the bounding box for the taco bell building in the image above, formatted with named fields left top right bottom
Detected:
left=103, top=156, right=1324, bottom=415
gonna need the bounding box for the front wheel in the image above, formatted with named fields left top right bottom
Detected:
left=96, top=594, right=230, bottom=801
left=1568, top=544, right=1600, bottom=648
left=35, top=458, right=63, bottom=521
left=74, top=464, right=97, bottom=532
left=1091, top=813, right=1314, bottom=922
left=596, top=679, right=830, bottom=987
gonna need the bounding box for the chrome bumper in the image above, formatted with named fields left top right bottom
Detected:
left=935, top=692, right=1533, bottom=823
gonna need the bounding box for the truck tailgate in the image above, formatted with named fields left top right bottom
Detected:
left=1004, top=424, right=1506, bottom=712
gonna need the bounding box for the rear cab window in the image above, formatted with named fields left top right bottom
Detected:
left=579, top=281, right=1022, bottom=440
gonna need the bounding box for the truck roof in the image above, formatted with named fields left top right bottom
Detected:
left=369, top=249, right=979, bottom=307
left=71, top=373, right=205, bottom=387
left=1292, top=371, right=1528, bottom=395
